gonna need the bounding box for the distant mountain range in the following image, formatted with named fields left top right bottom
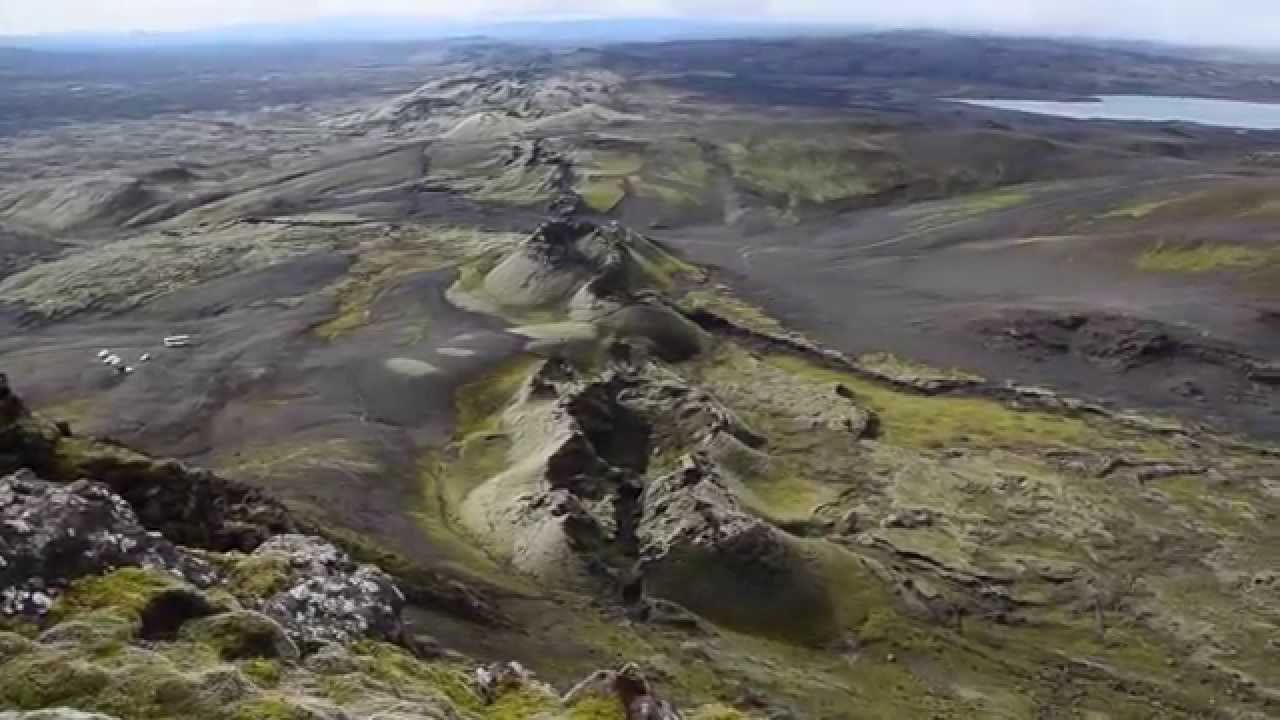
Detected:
left=0, top=17, right=863, bottom=51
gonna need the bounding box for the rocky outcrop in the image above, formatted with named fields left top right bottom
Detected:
left=62, top=453, right=296, bottom=554
left=352, top=69, right=622, bottom=132
left=252, top=535, right=406, bottom=648
left=459, top=360, right=643, bottom=590
left=1, top=372, right=295, bottom=553
left=0, top=468, right=409, bottom=655
left=0, top=373, right=505, bottom=630
left=636, top=454, right=835, bottom=639
left=458, top=350, right=845, bottom=640
left=0, top=375, right=60, bottom=479
left=0, top=456, right=692, bottom=720
left=616, top=362, right=764, bottom=454
left=0, top=470, right=216, bottom=618
left=462, top=220, right=709, bottom=359
left=480, top=219, right=678, bottom=314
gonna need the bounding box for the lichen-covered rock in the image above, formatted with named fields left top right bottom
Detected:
left=636, top=455, right=835, bottom=639
left=250, top=535, right=405, bottom=648
left=0, top=470, right=216, bottom=619
left=302, top=644, right=361, bottom=675
left=474, top=660, right=543, bottom=703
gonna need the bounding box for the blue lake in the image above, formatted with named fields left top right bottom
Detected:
left=951, top=95, right=1280, bottom=130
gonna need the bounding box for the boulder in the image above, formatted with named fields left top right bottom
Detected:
left=0, top=470, right=216, bottom=619
left=251, top=535, right=406, bottom=648
left=180, top=610, right=300, bottom=661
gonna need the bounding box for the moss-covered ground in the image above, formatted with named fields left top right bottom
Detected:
left=1135, top=240, right=1278, bottom=273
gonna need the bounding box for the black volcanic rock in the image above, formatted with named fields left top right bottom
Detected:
left=0, top=470, right=216, bottom=619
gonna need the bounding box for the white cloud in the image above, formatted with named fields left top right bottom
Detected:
left=1, top=0, right=1278, bottom=47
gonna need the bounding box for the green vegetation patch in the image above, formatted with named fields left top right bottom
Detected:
left=48, top=568, right=183, bottom=625
left=1102, top=197, right=1175, bottom=219
left=0, top=652, right=111, bottom=709
left=224, top=552, right=293, bottom=602
left=415, top=356, right=542, bottom=587
left=567, top=694, right=626, bottom=719
left=455, top=355, right=541, bottom=436
left=907, top=189, right=1031, bottom=232
left=351, top=641, right=485, bottom=714
left=0, top=632, right=34, bottom=664
left=952, top=189, right=1030, bottom=214
left=823, top=373, right=1079, bottom=448
left=679, top=287, right=786, bottom=336
left=231, top=695, right=314, bottom=720
left=314, top=226, right=522, bottom=340
left=487, top=686, right=561, bottom=719
left=738, top=470, right=834, bottom=526
left=578, top=177, right=627, bottom=213
left=584, top=151, right=645, bottom=178
left=764, top=354, right=1162, bottom=453
left=573, top=149, right=646, bottom=214
left=215, top=437, right=382, bottom=487
left=241, top=658, right=283, bottom=688
left=631, top=141, right=714, bottom=209
left=855, top=351, right=984, bottom=387
left=1136, top=241, right=1278, bottom=273
left=180, top=611, right=297, bottom=661
left=727, top=137, right=879, bottom=209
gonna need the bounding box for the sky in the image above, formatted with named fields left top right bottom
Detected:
left=2, top=0, right=1279, bottom=48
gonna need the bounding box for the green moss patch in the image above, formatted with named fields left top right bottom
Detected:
left=727, top=137, right=878, bottom=209
left=180, top=612, right=298, bottom=661
left=313, top=226, right=522, bottom=339
left=0, top=632, right=34, bottom=664
left=1136, top=241, right=1277, bottom=273
left=241, top=658, right=283, bottom=688
left=231, top=695, right=315, bottom=720
left=630, top=141, right=714, bottom=209
left=225, top=553, right=293, bottom=602
left=679, top=288, right=786, bottom=336
left=950, top=189, right=1030, bottom=215
left=486, top=686, right=561, bottom=719
left=572, top=149, right=646, bottom=214
left=351, top=641, right=485, bottom=714
left=48, top=568, right=184, bottom=625
left=855, top=351, right=984, bottom=388
left=566, top=694, right=626, bottom=719
left=454, top=356, right=540, bottom=436
left=415, top=357, right=545, bottom=587
left=0, top=652, right=111, bottom=709
left=214, top=437, right=383, bottom=491
left=765, top=354, right=1153, bottom=452
left=578, top=177, right=627, bottom=213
